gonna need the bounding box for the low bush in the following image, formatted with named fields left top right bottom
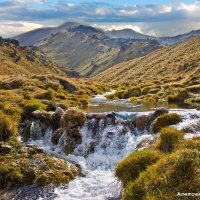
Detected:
left=115, top=149, right=160, bottom=186
left=156, top=127, right=184, bottom=153
left=152, top=113, right=181, bottom=133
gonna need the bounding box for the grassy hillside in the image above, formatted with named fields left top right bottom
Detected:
left=95, top=36, right=200, bottom=108
left=95, top=36, right=200, bottom=85
left=0, top=37, right=63, bottom=76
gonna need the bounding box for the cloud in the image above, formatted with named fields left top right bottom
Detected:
left=1, top=0, right=200, bottom=36
left=0, top=21, right=43, bottom=37
left=93, top=24, right=143, bottom=34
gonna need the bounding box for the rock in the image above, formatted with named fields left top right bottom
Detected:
left=20, top=120, right=32, bottom=142
left=136, top=137, right=155, bottom=149
left=51, top=107, right=64, bottom=129
left=153, top=108, right=168, bottom=119
left=51, top=128, right=65, bottom=145
left=30, top=121, right=43, bottom=140
left=134, top=115, right=148, bottom=130
left=55, top=107, right=64, bottom=116
left=0, top=144, right=12, bottom=154
left=31, top=110, right=54, bottom=126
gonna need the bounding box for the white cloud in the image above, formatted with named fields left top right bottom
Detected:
left=93, top=24, right=143, bottom=34
left=0, top=21, right=43, bottom=37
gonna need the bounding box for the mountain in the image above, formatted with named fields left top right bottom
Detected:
left=94, top=36, right=200, bottom=85
left=14, top=22, right=162, bottom=77
left=13, top=22, right=200, bottom=77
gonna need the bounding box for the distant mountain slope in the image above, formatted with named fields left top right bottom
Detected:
left=94, top=36, right=200, bottom=85
left=13, top=23, right=163, bottom=76
left=0, top=37, right=62, bottom=76
left=13, top=22, right=200, bottom=77
left=106, top=29, right=155, bottom=40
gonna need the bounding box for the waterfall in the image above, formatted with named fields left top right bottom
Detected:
left=20, top=109, right=200, bottom=200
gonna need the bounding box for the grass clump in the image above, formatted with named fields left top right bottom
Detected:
left=0, top=112, right=18, bottom=141
left=61, top=108, right=86, bottom=129
left=152, top=113, right=181, bottom=133
left=123, top=149, right=200, bottom=200
left=115, top=149, right=160, bottom=186
left=127, top=87, right=141, bottom=97
left=156, top=127, right=184, bottom=153
left=167, top=88, right=190, bottom=103
left=23, top=99, right=46, bottom=118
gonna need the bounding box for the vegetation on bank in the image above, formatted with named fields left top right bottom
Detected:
left=105, top=73, right=200, bottom=109
left=116, top=126, right=200, bottom=200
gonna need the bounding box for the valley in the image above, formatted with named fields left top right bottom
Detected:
left=0, top=21, right=200, bottom=200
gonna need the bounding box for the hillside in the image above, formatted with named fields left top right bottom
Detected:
left=0, top=37, right=62, bottom=76
left=13, top=23, right=163, bottom=77
left=95, top=36, right=200, bottom=85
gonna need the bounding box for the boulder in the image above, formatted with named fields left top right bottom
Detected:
left=136, top=137, right=155, bottom=149
left=153, top=108, right=168, bottom=119
left=51, top=128, right=65, bottom=145
left=134, top=115, right=148, bottom=130
left=0, top=143, right=12, bottom=154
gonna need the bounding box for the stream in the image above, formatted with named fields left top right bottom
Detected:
left=10, top=92, right=200, bottom=200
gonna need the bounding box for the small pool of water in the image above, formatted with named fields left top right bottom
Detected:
left=84, top=91, right=190, bottom=113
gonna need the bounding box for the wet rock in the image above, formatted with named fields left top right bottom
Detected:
left=20, top=120, right=32, bottom=142
left=136, top=137, right=155, bottom=149
left=153, top=108, right=168, bottom=119
left=134, top=115, right=148, bottom=130
left=32, top=110, right=54, bottom=126
left=51, top=128, right=65, bottom=145
left=51, top=107, right=64, bottom=129
left=30, top=121, right=43, bottom=140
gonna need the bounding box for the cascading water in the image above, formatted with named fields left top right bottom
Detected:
left=17, top=89, right=200, bottom=200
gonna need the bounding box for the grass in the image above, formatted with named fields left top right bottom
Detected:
left=156, top=127, right=184, bottom=153
left=152, top=113, right=181, bottom=133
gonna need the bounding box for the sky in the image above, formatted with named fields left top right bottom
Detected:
left=0, top=0, right=200, bottom=37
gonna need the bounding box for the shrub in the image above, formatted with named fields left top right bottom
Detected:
left=156, top=127, right=184, bottom=153
left=115, top=149, right=160, bottom=186
left=36, top=89, right=55, bottom=100
left=152, top=113, right=181, bottom=133
left=61, top=108, right=86, bottom=129
left=142, top=87, right=150, bottom=95
left=127, top=87, right=141, bottom=97
left=123, top=149, right=200, bottom=200
left=23, top=99, right=46, bottom=118
left=0, top=112, right=18, bottom=141
left=168, top=88, right=190, bottom=103
left=45, top=81, right=61, bottom=90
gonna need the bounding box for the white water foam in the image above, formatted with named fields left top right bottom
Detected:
left=28, top=109, right=200, bottom=200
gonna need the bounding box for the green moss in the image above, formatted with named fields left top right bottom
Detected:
left=156, top=127, right=184, bottom=153
left=123, top=149, right=200, bottom=200
left=152, top=113, right=181, bottom=133
left=115, top=149, right=160, bottom=186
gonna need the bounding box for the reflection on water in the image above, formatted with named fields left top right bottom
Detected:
left=84, top=92, right=190, bottom=113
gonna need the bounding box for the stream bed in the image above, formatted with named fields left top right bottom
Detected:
left=8, top=92, right=200, bottom=200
